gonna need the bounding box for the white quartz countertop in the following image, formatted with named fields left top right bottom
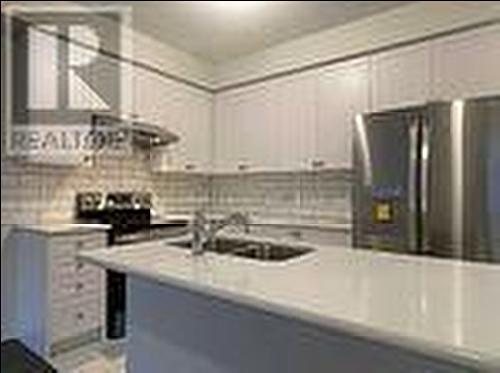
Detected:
left=14, top=223, right=111, bottom=235
left=79, top=237, right=500, bottom=370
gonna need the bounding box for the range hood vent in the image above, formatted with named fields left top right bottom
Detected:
left=92, top=114, right=180, bottom=148
left=129, top=120, right=180, bottom=147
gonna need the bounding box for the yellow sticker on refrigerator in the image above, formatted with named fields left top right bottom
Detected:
left=373, top=201, right=393, bottom=223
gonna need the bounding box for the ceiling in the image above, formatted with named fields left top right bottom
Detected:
left=79, top=1, right=413, bottom=63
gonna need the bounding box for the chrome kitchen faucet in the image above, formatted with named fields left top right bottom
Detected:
left=191, top=211, right=249, bottom=256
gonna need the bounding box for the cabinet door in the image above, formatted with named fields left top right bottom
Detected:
left=135, top=67, right=177, bottom=172
left=316, top=58, right=370, bottom=170
left=136, top=68, right=212, bottom=173
left=432, top=25, right=500, bottom=100
left=158, top=84, right=211, bottom=173
left=371, top=43, right=431, bottom=111
left=214, top=74, right=316, bottom=173
left=133, top=66, right=168, bottom=124
left=214, top=83, right=272, bottom=173
left=238, top=83, right=273, bottom=172
left=214, top=90, right=241, bottom=173
left=182, top=89, right=212, bottom=173
left=267, top=72, right=317, bottom=171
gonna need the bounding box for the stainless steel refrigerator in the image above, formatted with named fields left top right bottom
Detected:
left=352, top=96, right=500, bottom=263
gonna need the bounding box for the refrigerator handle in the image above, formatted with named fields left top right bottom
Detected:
left=420, top=117, right=430, bottom=252
left=408, top=115, right=426, bottom=253
left=408, top=120, right=418, bottom=252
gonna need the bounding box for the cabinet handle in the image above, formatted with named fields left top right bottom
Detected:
left=76, top=262, right=84, bottom=271
left=289, top=230, right=303, bottom=240
left=76, top=241, right=84, bottom=250
left=75, top=282, right=84, bottom=291
left=76, top=312, right=84, bottom=321
left=237, top=164, right=249, bottom=171
left=185, top=163, right=196, bottom=171
left=311, top=160, right=325, bottom=169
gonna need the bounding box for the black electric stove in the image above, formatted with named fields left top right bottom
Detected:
left=75, top=192, right=189, bottom=340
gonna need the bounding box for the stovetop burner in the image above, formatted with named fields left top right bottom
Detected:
left=75, top=192, right=189, bottom=245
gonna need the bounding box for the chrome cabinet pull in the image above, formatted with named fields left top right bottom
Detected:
left=237, top=163, right=249, bottom=171
left=289, top=230, right=303, bottom=240
left=311, top=160, right=325, bottom=169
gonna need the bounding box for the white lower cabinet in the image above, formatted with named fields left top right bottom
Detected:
left=11, top=230, right=106, bottom=357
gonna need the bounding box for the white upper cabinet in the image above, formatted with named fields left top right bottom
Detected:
left=371, top=43, right=432, bottom=111
left=316, top=57, right=370, bottom=170
left=133, top=66, right=169, bottom=124
left=213, top=72, right=316, bottom=173
left=134, top=67, right=212, bottom=173
left=214, top=82, right=272, bottom=173
left=165, top=86, right=212, bottom=173
left=155, top=25, right=498, bottom=175
left=213, top=91, right=237, bottom=173
left=432, top=25, right=500, bottom=100
left=268, top=72, right=317, bottom=171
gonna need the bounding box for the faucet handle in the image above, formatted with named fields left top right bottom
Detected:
left=192, top=210, right=207, bottom=226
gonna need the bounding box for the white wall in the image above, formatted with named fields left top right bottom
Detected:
left=130, top=27, right=215, bottom=89
left=6, top=1, right=499, bottom=91
left=1, top=0, right=215, bottom=88
left=214, top=1, right=500, bottom=88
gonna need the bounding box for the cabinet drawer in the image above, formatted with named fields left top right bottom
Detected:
left=50, top=233, right=107, bottom=254
left=51, top=299, right=101, bottom=342
left=49, top=232, right=106, bottom=306
left=51, top=277, right=101, bottom=305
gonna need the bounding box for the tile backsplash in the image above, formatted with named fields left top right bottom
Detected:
left=206, top=170, right=352, bottom=223
left=1, top=152, right=158, bottom=224
left=1, top=151, right=352, bottom=225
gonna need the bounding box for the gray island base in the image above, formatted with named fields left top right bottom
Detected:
left=127, top=276, right=477, bottom=373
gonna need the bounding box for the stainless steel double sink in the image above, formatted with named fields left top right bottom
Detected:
left=170, top=237, right=314, bottom=262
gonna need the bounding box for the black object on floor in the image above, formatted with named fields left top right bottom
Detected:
left=1, top=340, right=57, bottom=373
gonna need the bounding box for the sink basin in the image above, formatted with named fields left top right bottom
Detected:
left=169, top=238, right=313, bottom=262
left=169, top=237, right=248, bottom=254
left=231, top=243, right=313, bottom=262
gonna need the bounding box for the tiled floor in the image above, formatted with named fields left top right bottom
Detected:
left=50, top=342, right=126, bottom=373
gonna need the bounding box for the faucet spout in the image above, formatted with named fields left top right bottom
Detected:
left=190, top=211, right=250, bottom=256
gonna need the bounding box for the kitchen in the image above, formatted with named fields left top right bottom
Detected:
left=1, top=1, right=499, bottom=372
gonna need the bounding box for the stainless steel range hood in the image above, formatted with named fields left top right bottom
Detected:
left=92, top=114, right=180, bottom=148
left=129, top=120, right=179, bottom=147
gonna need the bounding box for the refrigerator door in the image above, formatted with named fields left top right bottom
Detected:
left=428, top=96, right=500, bottom=263
left=352, top=107, right=425, bottom=254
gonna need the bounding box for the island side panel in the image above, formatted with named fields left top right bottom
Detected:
left=126, top=276, right=480, bottom=373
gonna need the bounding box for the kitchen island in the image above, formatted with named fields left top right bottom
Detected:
left=80, top=236, right=500, bottom=373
